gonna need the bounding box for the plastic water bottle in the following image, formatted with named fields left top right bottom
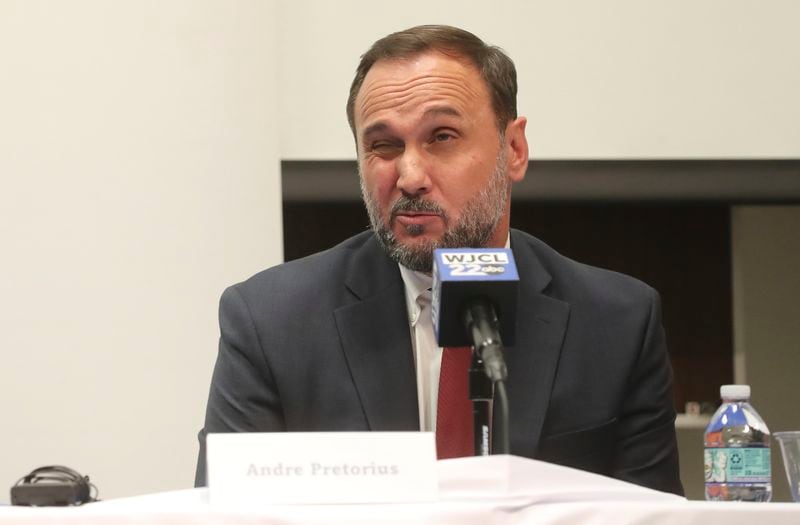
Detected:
left=704, top=384, right=771, bottom=501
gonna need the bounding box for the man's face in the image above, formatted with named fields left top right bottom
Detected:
left=353, top=51, right=527, bottom=272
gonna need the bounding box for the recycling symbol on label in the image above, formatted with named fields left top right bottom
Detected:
left=730, top=452, right=743, bottom=464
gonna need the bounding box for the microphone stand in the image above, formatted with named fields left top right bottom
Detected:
left=469, top=351, right=493, bottom=456
left=464, top=300, right=511, bottom=456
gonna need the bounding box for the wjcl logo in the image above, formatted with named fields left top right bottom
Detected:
left=440, top=251, right=509, bottom=276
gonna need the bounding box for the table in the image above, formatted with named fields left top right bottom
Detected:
left=2, top=456, right=797, bottom=524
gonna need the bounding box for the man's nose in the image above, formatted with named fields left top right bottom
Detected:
left=395, top=149, right=432, bottom=197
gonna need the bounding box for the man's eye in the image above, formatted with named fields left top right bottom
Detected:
left=433, top=131, right=456, bottom=143
left=371, top=141, right=397, bottom=151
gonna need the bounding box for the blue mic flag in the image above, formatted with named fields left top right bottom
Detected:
left=432, top=248, right=519, bottom=347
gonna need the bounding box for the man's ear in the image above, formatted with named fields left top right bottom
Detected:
left=504, top=117, right=529, bottom=183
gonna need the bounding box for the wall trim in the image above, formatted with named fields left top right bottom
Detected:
left=282, top=160, right=800, bottom=203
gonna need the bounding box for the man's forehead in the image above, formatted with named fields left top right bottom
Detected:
left=354, top=51, right=488, bottom=131
left=360, top=50, right=479, bottom=91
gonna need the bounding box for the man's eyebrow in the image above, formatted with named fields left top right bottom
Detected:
left=422, top=105, right=463, bottom=120
left=360, top=106, right=464, bottom=140
left=361, top=121, right=389, bottom=140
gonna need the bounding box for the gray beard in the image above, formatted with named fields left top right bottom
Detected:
left=360, top=150, right=509, bottom=273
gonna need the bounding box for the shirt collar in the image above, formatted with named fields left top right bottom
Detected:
left=399, top=264, right=432, bottom=327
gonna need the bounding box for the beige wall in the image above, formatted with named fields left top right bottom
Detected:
left=0, top=1, right=282, bottom=498
left=279, top=0, right=800, bottom=160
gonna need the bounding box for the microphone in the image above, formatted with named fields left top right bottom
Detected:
left=431, top=248, right=519, bottom=381
left=462, top=299, right=507, bottom=381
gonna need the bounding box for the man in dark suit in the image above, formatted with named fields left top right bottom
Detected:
left=196, top=25, right=682, bottom=495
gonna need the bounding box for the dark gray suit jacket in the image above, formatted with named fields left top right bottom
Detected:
left=196, top=229, right=683, bottom=495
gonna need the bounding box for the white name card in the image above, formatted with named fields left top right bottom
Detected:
left=207, top=432, right=438, bottom=505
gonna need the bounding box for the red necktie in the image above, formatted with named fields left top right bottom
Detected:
left=436, top=346, right=474, bottom=459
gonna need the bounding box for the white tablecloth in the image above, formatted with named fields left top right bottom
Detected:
left=2, top=456, right=797, bottom=524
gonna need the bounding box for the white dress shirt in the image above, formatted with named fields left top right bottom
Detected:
left=399, top=265, right=441, bottom=432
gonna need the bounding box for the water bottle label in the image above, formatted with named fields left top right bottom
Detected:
left=704, top=447, right=771, bottom=484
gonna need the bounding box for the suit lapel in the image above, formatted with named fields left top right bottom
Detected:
left=503, top=231, right=570, bottom=457
left=334, top=237, right=419, bottom=431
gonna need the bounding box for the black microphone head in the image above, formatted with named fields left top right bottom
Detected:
left=431, top=248, right=519, bottom=347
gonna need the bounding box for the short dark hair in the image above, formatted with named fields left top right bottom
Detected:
left=346, top=25, right=518, bottom=136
